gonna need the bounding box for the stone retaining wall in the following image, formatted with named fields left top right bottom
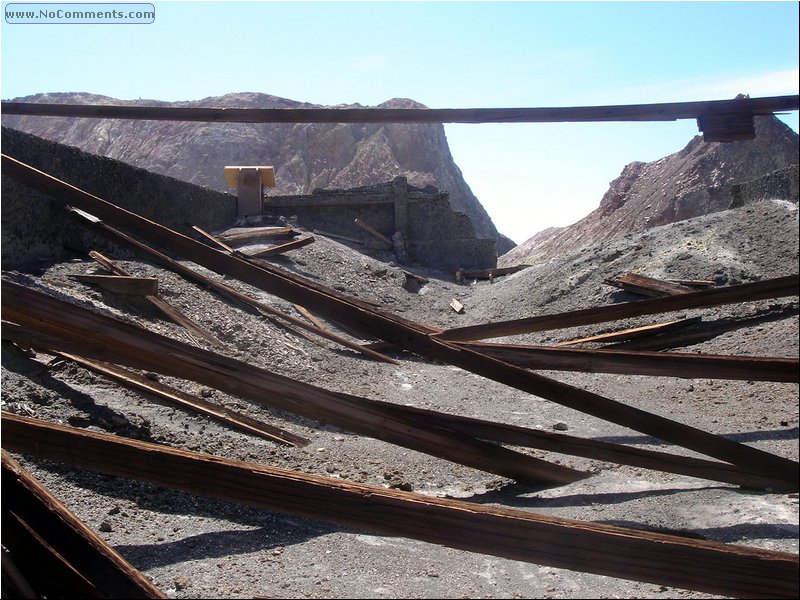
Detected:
left=2, top=126, right=236, bottom=267
left=730, top=165, right=799, bottom=208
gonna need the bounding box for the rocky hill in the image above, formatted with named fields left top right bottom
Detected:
left=500, top=115, right=799, bottom=266
left=2, top=92, right=515, bottom=255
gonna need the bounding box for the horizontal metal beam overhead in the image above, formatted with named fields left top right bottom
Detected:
left=2, top=95, right=797, bottom=124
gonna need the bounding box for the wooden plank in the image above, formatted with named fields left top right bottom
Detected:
left=293, top=304, right=328, bottom=331
left=55, top=352, right=308, bottom=445
left=3, top=414, right=798, bottom=600
left=556, top=318, right=702, bottom=346
left=437, top=275, right=799, bottom=342
left=450, top=299, right=465, bottom=313
left=1, top=285, right=587, bottom=485
left=217, top=227, right=299, bottom=245
left=248, top=236, right=315, bottom=257
left=1, top=450, right=166, bottom=599
left=457, top=342, right=799, bottom=383
left=312, top=229, right=364, bottom=245
left=70, top=273, right=158, bottom=296
left=3, top=94, right=796, bottom=125
left=605, top=273, right=698, bottom=297
left=88, top=251, right=225, bottom=348
left=4, top=156, right=796, bottom=487
left=354, top=218, right=392, bottom=248
left=192, top=224, right=236, bottom=253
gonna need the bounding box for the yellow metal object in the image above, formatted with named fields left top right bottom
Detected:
left=223, top=166, right=276, bottom=189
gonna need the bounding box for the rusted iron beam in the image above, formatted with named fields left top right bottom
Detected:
left=3, top=415, right=797, bottom=600
left=3, top=95, right=796, bottom=124
left=248, top=236, right=315, bottom=257
left=556, top=318, right=701, bottom=346
left=438, top=275, right=799, bottom=342
left=365, top=399, right=792, bottom=491
left=457, top=342, right=799, bottom=383
left=354, top=218, right=392, bottom=248
left=54, top=352, right=308, bottom=445
left=456, top=265, right=528, bottom=284
left=192, top=224, right=237, bottom=253
left=604, top=273, right=700, bottom=297
left=75, top=215, right=397, bottom=364
left=88, top=250, right=225, bottom=348
left=1, top=293, right=792, bottom=491
left=2, top=450, right=166, bottom=599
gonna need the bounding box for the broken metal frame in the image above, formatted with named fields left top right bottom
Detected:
left=2, top=152, right=798, bottom=490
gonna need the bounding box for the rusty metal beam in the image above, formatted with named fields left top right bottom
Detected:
left=2, top=95, right=796, bottom=125
left=456, top=342, right=799, bottom=383
left=2, top=450, right=166, bottom=599
left=2, top=414, right=797, bottom=600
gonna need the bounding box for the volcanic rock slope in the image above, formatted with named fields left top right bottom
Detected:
left=2, top=92, right=515, bottom=254
left=500, top=115, right=799, bottom=266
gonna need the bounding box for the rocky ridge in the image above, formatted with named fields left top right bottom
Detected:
left=500, top=115, right=799, bottom=266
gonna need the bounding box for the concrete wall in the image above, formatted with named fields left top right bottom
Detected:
left=2, top=127, right=495, bottom=273
left=266, top=177, right=497, bottom=272
left=2, top=126, right=237, bottom=268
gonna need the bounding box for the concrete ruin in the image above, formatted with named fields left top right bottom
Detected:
left=1, top=127, right=495, bottom=272
left=265, top=178, right=497, bottom=272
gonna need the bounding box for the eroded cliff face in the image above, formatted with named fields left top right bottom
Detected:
left=2, top=92, right=514, bottom=254
left=500, top=115, right=799, bottom=266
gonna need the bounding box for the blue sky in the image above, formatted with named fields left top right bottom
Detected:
left=2, top=1, right=798, bottom=243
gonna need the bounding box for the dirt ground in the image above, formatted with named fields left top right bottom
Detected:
left=1, top=198, right=798, bottom=599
